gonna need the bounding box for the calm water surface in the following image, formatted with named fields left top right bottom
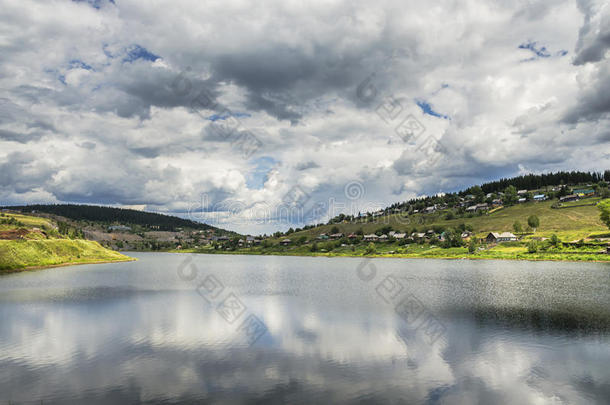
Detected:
left=1, top=253, right=609, bottom=404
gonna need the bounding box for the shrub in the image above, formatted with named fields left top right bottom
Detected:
left=527, top=240, right=538, bottom=253
left=550, top=234, right=561, bottom=247
left=527, top=215, right=540, bottom=230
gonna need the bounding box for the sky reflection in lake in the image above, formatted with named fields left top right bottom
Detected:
left=1, top=253, right=609, bottom=404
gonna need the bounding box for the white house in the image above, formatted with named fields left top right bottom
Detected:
left=486, top=232, right=517, bottom=243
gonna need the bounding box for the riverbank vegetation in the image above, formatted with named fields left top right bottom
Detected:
left=0, top=212, right=133, bottom=272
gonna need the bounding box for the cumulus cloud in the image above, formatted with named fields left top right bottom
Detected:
left=1, top=0, right=609, bottom=234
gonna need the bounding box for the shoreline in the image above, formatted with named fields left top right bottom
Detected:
left=165, top=249, right=610, bottom=263
left=0, top=256, right=137, bottom=275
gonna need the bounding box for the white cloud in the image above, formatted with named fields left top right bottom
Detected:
left=1, top=0, right=609, bottom=234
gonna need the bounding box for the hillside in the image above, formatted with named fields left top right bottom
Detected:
left=3, top=204, right=213, bottom=231
left=0, top=212, right=133, bottom=272
left=184, top=196, right=610, bottom=262
left=280, top=199, right=606, bottom=242
left=1, top=204, right=239, bottom=252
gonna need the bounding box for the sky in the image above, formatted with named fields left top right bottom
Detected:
left=0, top=0, right=609, bottom=234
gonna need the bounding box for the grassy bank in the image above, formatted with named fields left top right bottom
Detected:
left=0, top=212, right=134, bottom=272
left=172, top=242, right=610, bottom=263
left=0, top=239, right=133, bottom=272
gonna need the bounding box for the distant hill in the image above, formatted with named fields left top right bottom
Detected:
left=2, top=204, right=216, bottom=232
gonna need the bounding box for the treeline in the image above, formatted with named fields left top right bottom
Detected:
left=477, top=171, right=609, bottom=194
left=2, top=204, right=213, bottom=231
left=394, top=170, right=609, bottom=210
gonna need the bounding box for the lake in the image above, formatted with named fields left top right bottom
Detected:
left=1, top=253, right=609, bottom=404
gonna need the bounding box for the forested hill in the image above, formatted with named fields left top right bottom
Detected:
left=2, top=204, right=214, bottom=232
left=478, top=171, right=610, bottom=194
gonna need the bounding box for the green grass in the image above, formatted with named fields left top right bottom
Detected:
left=558, top=197, right=601, bottom=207
left=0, top=239, right=133, bottom=271
left=1, top=213, right=54, bottom=227
left=175, top=240, right=610, bottom=263
left=0, top=212, right=133, bottom=272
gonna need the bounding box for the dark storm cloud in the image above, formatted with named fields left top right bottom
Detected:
left=295, top=161, right=320, bottom=171
left=573, top=0, right=610, bottom=65
left=0, top=152, right=57, bottom=193
left=563, top=62, right=610, bottom=123
left=0, top=129, right=44, bottom=144
left=208, top=44, right=406, bottom=123
left=574, top=31, right=610, bottom=65
left=0, top=98, right=56, bottom=143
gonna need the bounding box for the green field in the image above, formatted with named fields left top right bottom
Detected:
left=0, top=212, right=133, bottom=272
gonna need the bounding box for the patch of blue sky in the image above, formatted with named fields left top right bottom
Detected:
left=123, top=45, right=160, bottom=63
left=69, top=59, right=93, bottom=70
left=246, top=156, right=278, bottom=189
left=518, top=40, right=551, bottom=58
left=72, top=0, right=115, bottom=9
left=416, top=99, right=449, bottom=120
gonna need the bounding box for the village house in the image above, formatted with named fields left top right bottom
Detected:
left=108, top=225, right=131, bottom=232
left=280, top=239, right=292, bottom=246
left=467, top=203, right=488, bottom=212
left=533, top=194, right=546, bottom=201
left=363, top=234, right=378, bottom=241
left=317, top=233, right=329, bottom=240
left=517, top=190, right=528, bottom=195
left=393, top=233, right=407, bottom=239
left=347, top=233, right=358, bottom=239
left=518, top=197, right=527, bottom=203
left=329, top=233, right=344, bottom=240
left=492, top=198, right=503, bottom=206
left=486, top=232, right=518, bottom=243
left=378, top=234, right=388, bottom=242
left=476, top=203, right=489, bottom=211
left=573, top=188, right=595, bottom=198
left=560, top=194, right=580, bottom=203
